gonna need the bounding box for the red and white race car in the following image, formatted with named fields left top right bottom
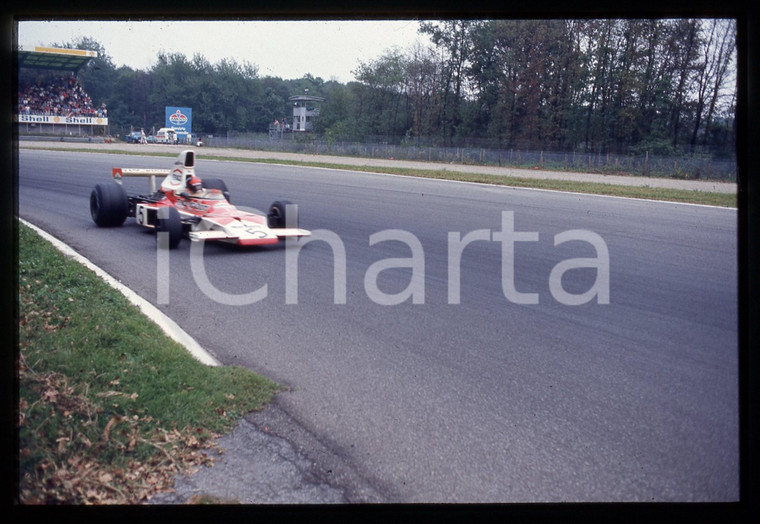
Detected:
left=89, top=149, right=311, bottom=248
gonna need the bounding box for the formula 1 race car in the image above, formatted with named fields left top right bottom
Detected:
left=89, top=149, right=311, bottom=248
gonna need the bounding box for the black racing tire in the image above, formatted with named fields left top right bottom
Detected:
left=202, top=178, right=231, bottom=202
left=268, top=200, right=297, bottom=229
left=156, top=207, right=183, bottom=249
left=90, top=182, right=129, bottom=227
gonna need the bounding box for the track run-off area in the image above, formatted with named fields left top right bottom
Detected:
left=17, top=145, right=738, bottom=502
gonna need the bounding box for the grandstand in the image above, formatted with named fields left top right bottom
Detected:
left=16, top=46, right=109, bottom=139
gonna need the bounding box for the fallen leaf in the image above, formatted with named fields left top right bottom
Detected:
left=102, top=416, right=122, bottom=442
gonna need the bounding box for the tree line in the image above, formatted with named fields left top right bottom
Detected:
left=33, top=18, right=736, bottom=159
left=342, top=19, right=736, bottom=158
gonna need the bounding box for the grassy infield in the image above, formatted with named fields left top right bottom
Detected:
left=17, top=148, right=736, bottom=504
left=17, top=224, right=281, bottom=503
left=249, top=160, right=737, bottom=208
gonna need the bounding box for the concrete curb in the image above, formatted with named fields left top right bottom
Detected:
left=19, top=218, right=221, bottom=367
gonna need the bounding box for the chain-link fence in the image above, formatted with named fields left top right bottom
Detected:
left=201, top=132, right=737, bottom=181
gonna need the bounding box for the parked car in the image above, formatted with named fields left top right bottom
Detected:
left=125, top=131, right=143, bottom=144
left=155, top=127, right=178, bottom=144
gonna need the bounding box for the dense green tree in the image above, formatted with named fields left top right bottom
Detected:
left=353, top=49, right=408, bottom=137
left=313, top=81, right=357, bottom=140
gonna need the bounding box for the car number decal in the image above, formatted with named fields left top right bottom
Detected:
left=245, top=227, right=268, bottom=238
left=136, top=206, right=147, bottom=225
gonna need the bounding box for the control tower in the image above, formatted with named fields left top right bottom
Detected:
left=289, top=93, right=325, bottom=132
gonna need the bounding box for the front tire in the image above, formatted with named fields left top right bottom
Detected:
left=202, top=178, right=231, bottom=202
left=156, top=207, right=183, bottom=249
left=90, top=183, right=128, bottom=227
left=268, top=200, right=297, bottom=229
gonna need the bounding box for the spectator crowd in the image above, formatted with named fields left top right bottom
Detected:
left=17, top=74, right=106, bottom=118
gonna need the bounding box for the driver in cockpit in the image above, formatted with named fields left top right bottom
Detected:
left=182, top=176, right=204, bottom=198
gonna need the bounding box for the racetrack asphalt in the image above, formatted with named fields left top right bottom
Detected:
left=17, top=144, right=739, bottom=504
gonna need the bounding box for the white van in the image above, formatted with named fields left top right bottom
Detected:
left=155, top=127, right=177, bottom=144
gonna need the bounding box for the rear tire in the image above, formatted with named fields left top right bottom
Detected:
left=90, top=183, right=128, bottom=227
left=268, top=200, right=297, bottom=229
left=202, top=178, right=231, bottom=202
left=156, top=207, right=183, bottom=249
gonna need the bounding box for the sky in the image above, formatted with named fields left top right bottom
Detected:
left=16, top=19, right=432, bottom=84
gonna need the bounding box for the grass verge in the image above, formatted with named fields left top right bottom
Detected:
left=23, top=145, right=736, bottom=208
left=17, top=221, right=280, bottom=504
left=244, top=159, right=737, bottom=208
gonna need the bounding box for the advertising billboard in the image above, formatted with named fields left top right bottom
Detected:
left=17, top=114, right=108, bottom=125
left=165, top=107, right=192, bottom=138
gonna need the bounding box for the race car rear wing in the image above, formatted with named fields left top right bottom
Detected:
left=112, top=168, right=170, bottom=193
left=111, top=150, right=196, bottom=193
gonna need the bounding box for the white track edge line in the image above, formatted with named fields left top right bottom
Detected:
left=19, top=218, right=221, bottom=367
